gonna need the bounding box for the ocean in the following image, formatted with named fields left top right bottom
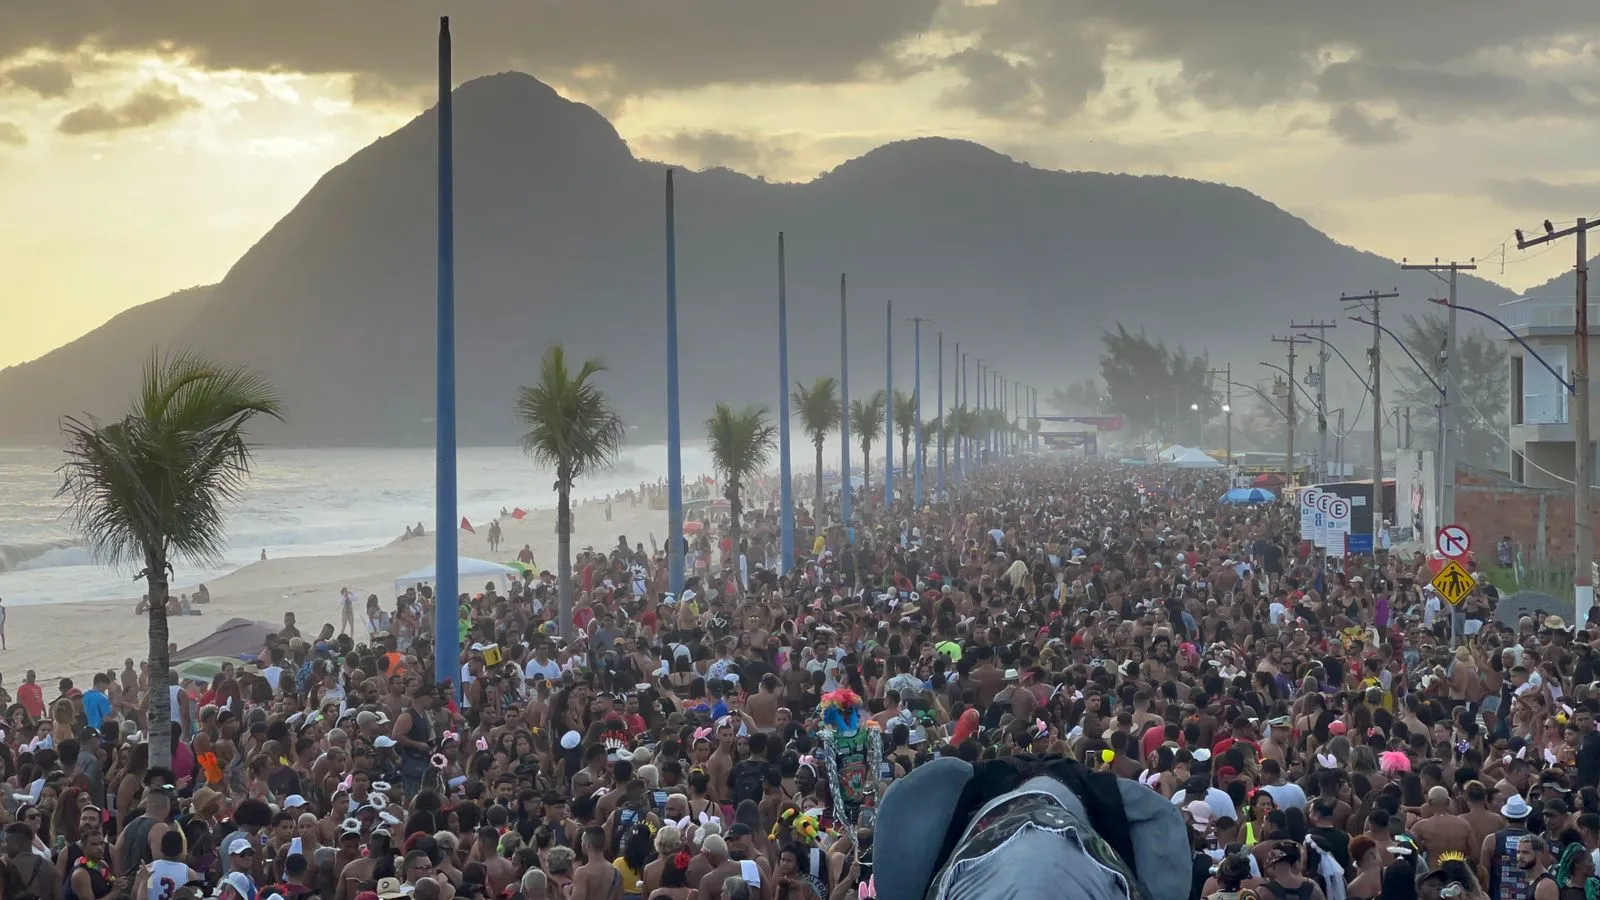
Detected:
left=0, top=443, right=717, bottom=606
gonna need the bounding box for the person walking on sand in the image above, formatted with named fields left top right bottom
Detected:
left=0, top=595, right=9, bottom=650
left=339, top=588, right=356, bottom=635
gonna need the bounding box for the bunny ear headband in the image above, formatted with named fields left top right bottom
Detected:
left=1317, top=752, right=1339, bottom=770
left=692, top=727, right=713, bottom=743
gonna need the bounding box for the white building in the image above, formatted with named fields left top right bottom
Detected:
left=1502, top=295, right=1587, bottom=487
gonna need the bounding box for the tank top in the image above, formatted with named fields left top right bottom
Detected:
left=1489, top=827, right=1531, bottom=900
left=148, top=859, right=192, bottom=900
left=67, top=860, right=113, bottom=900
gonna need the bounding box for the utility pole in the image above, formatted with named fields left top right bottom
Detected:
left=1401, top=259, right=1476, bottom=546
left=1206, top=365, right=1232, bottom=466
left=1291, top=321, right=1337, bottom=481
left=1342, top=289, right=1400, bottom=552
left=1271, top=337, right=1312, bottom=486
left=1517, top=220, right=1598, bottom=625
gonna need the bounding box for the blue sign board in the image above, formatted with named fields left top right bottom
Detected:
left=1346, top=532, right=1374, bottom=553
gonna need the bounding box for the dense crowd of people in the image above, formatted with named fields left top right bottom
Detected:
left=0, top=457, right=1591, bottom=900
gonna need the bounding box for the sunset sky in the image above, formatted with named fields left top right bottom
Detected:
left=4, top=1, right=1600, bottom=369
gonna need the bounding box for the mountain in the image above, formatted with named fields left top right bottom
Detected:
left=0, top=285, right=213, bottom=436
left=0, top=72, right=1523, bottom=446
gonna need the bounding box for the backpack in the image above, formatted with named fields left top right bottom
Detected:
left=730, top=760, right=767, bottom=808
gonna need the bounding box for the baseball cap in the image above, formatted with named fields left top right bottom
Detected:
left=373, top=736, right=398, bottom=749
left=226, top=837, right=256, bottom=856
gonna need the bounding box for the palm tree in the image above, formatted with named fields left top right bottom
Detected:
left=947, top=406, right=980, bottom=473
left=516, top=346, right=625, bottom=638
left=59, top=352, right=282, bottom=769
left=893, top=390, right=916, bottom=478
left=789, top=377, right=839, bottom=520
left=705, top=404, right=777, bottom=571
left=918, top=418, right=938, bottom=476
left=1028, top=417, right=1042, bottom=451
left=850, top=391, right=886, bottom=496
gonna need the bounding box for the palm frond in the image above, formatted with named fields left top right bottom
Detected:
left=705, top=404, right=778, bottom=484
left=515, top=345, right=627, bottom=488
left=791, top=377, right=840, bottom=443
left=850, top=391, right=887, bottom=447
left=58, top=351, right=282, bottom=570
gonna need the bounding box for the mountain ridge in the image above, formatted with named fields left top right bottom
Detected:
left=1, top=72, right=1522, bottom=446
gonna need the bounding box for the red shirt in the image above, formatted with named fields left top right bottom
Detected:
left=17, top=683, right=42, bottom=719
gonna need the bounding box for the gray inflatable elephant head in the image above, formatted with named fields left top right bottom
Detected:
left=872, top=755, right=1190, bottom=900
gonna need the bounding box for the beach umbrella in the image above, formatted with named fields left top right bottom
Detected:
left=1220, top=487, right=1276, bottom=505
left=173, top=656, right=246, bottom=684
left=683, top=521, right=704, bottom=534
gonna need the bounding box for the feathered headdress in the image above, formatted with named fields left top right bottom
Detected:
left=819, top=688, right=863, bottom=714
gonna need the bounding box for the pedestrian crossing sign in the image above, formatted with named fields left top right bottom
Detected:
left=1431, top=559, right=1475, bottom=606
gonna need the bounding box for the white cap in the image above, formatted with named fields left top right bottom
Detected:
left=561, top=730, right=582, bottom=750
left=226, top=837, right=256, bottom=856
left=283, top=794, right=307, bottom=808
left=374, top=736, right=398, bottom=749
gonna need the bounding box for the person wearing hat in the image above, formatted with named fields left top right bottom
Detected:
left=1483, top=795, right=1535, bottom=899
left=221, top=837, right=260, bottom=898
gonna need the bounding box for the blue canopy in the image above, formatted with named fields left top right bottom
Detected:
left=1221, top=487, right=1276, bottom=505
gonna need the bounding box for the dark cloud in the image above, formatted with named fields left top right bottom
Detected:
left=0, top=121, right=25, bottom=146
left=935, top=0, right=1600, bottom=123
left=638, top=129, right=796, bottom=173
left=57, top=80, right=198, bottom=135
left=1, top=59, right=74, bottom=97
left=1327, top=105, right=1407, bottom=145
left=9, top=0, right=1600, bottom=131
left=939, top=49, right=1036, bottom=119
left=1483, top=177, right=1600, bottom=212
left=1, top=1, right=941, bottom=100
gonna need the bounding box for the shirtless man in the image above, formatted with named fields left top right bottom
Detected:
left=1411, top=786, right=1476, bottom=859
left=706, top=719, right=738, bottom=805
left=1458, top=781, right=1507, bottom=853
left=570, top=827, right=622, bottom=900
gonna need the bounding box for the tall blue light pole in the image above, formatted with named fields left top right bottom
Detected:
left=911, top=316, right=926, bottom=507
left=884, top=300, right=894, bottom=509
left=976, top=361, right=986, bottom=466
left=838, top=274, right=851, bottom=526
left=776, top=233, right=794, bottom=574
left=936, top=331, right=945, bottom=500
left=434, top=16, right=460, bottom=687
left=665, top=171, right=684, bottom=599
left=953, top=344, right=962, bottom=484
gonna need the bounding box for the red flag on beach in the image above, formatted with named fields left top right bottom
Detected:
left=460, top=516, right=475, bottom=534
left=511, top=507, right=527, bottom=520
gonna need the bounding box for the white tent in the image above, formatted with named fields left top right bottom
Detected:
left=1157, top=444, right=1189, bottom=462
left=394, top=557, right=520, bottom=593
left=1169, top=447, right=1223, bottom=469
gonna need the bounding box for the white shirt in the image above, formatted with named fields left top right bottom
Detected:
left=1260, top=781, right=1307, bottom=810
left=523, top=657, right=561, bottom=682
left=1268, top=602, right=1287, bottom=625
left=1172, top=788, right=1238, bottom=822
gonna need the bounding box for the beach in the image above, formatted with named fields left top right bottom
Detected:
left=0, top=495, right=667, bottom=686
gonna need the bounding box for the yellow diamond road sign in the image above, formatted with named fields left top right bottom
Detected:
left=1431, top=559, right=1475, bottom=606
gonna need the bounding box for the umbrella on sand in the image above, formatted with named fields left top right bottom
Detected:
left=1220, top=487, right=1276, bottom=505
left=173, top=656, right=253, bottom=684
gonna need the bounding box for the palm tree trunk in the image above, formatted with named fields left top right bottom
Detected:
left=557, top=481, right=573, bottom=639
left=859, top=440, right=872, bottom=496
left=146, top=555, right=174, bottom=769
left=901, top=435, right=911, bottom=472
left=729, top=479, right=743, bottom=585
left=813, top=438, right=825, bottom=524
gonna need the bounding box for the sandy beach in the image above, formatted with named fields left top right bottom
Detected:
left=1, top=497, right=669, bottom=685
